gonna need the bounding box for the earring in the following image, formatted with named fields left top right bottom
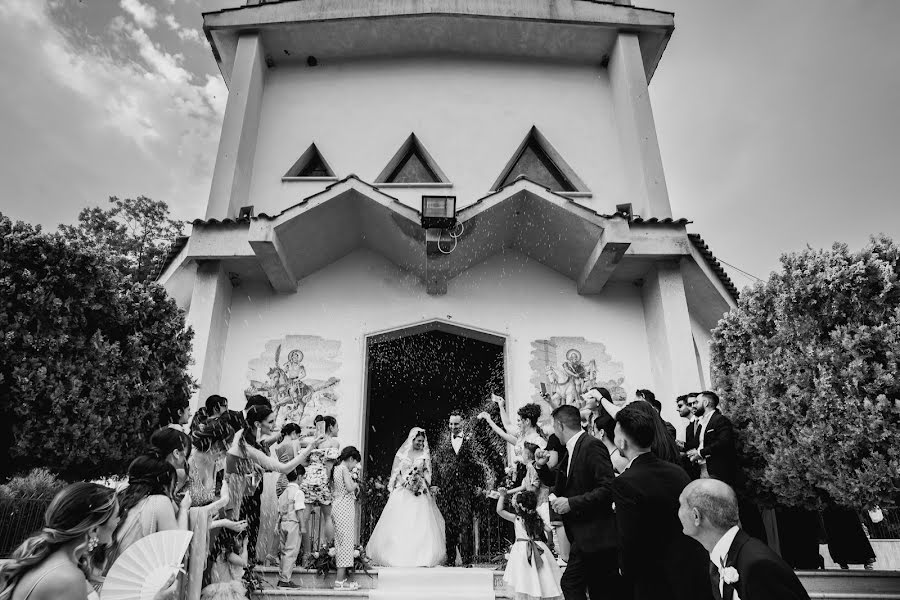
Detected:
left=87, top=534, right=99, bottom=552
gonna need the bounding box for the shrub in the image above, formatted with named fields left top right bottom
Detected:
left=711, top=235, right=900, bottom=510
left=0, top=468, right=67, bottom=500
left=0, top=214, right=194, bottom=480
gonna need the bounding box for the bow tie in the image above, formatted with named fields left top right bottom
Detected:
left=452, top=434, right=463, bottom=439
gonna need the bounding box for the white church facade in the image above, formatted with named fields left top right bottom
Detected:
left=159, top=0, right=737, bottom=451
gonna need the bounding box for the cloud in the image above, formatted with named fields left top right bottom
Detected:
left=0, top=0, right=227, bottom=226
left=164, top=13, right=203, bottom=44
left=120, top=0, right=156, bottom=29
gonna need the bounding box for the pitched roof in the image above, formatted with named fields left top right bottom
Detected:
left=688, top=233, right=739, bottom=301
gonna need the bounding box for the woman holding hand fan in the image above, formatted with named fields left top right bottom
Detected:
left=0, top=483, right=177, bottom=600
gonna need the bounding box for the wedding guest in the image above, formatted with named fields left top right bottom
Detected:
left=149, top=427, right=191, bottom=497
left=188, top=413, right=235, bottom=507
left=108, top=454, right=192, bottom=567
left=276, top=470, right=305, bottom=589
left=0, top=483, right=177, bottom=600
left=300, top=416, right=341, bottom=554
left=685, top=392, right=738, bottom=484
left=582, top=387, right=629, bottom=473
left=201, top=529, right=248, bottom=600
left=681, top=393, right=702, bottom=479
left=192, top=395, right=229, bottom=433
left=822, top=506, right=876, bottom=570
left=535, top=405, right=620, bottom=600
left=479, top=398, right=547, bottom=460
left=495, top=489, right=562, bottom=600
left=331, top=447, right=362, bottom=591
left=273, top=423, right=305, bottom=496
left=162, top=397, right=191, bottom=433
left=605, top=403, right=713, bottom=600
left=679, top=479, right=810, bottom=600
left=639, top=389, right=678, bottom=444
left=225, top=405, right=312, bottom=563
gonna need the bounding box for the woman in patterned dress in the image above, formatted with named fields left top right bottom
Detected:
left=330, top=447, right=361, bottom=591
left=299, top=416, right=341, bottom=554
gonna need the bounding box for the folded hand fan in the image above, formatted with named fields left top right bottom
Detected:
left=102, top=530, right=193, bottom=600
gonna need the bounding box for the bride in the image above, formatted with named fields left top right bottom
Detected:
left=366, top=427, right=447, bottom=567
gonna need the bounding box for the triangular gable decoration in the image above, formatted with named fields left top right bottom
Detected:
left=492, top=126, right=588, bottom=193
left=376, top=134, right=449, bottom=184
left=284, top=143, right=336, bottom=178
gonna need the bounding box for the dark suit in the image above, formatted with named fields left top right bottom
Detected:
left=682, top=419, right=701, bottom=479
left=609, top=453, right=713, bottom=600
left=431, top=430, right=482, bottom=564
left=697, top=410, right=738, bottom=485
left=722, top=529, right=810, bottom=600
left=537, top=432, right=620, bottom=600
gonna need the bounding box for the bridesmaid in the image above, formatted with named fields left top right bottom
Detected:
left=330, top=447, right=361, bottom=591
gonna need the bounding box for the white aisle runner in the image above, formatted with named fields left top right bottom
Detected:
left=367, top=567, right=495, bottom=600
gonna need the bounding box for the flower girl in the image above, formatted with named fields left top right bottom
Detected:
left=495, top=489, right=562, bottom=600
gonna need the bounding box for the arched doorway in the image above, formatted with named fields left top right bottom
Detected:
left=360, top=320, right=510, bottom=558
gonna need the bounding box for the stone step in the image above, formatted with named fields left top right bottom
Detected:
left=798, top=570, right=900, bottom=596
left=250, top=567, right=900, bottom=600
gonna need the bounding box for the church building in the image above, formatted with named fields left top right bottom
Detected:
left=159, top=0, right=737, bottom=457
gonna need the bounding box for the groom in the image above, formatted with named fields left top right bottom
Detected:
left=431, top=410, right=486, bottom=566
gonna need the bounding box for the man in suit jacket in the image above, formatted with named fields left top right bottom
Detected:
left=605, top=403, right=714, bottom=600
left=678, top=394, right=701, bottom=479
left=686, top=391, right=738, bottom=485
left=431, top=410, right=494, bottom=565
left=679, top=479, right=810, bottom=600
left=535, top=405, right=621, bottom=600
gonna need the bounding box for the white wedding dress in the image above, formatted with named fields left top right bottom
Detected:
left=366, top=427, right=447, bottom=567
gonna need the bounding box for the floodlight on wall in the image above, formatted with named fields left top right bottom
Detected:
left=238, top=205, right=255, bottom=220
left=421, top=195, right=457, bottom=229
left=615, top=203, right=633, bottom=221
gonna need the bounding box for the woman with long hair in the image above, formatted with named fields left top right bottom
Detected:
left=0, top=482, right=174, bottom=600
left=225, top=405, right=319, bottom=564
left=149, top=427, right=191, bottom=498
left=107, top=453, right=192, bottom=569
left=188, top=415, right=235, bottom=508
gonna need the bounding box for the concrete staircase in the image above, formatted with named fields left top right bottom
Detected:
left=250, top=567, right=900, bottom=600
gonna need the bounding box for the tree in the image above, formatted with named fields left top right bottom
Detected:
left=0, top=213, right=194, bottom=481
left=59, top=196, right=184, bottom=283
left=710, top=235, right=900, bottom=510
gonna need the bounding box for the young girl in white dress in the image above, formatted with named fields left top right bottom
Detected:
left=495, top=489, right=562, bottom=600
left=201, top=530, right=248, bottom=600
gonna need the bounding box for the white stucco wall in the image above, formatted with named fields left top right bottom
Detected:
left=216, top=248, right=654, bottom=451
left=249, top=56, right=626, bottom=217
left=690, top=311, right=713, bottom=391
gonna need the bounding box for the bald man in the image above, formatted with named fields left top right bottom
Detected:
left=678, top=479, right=810, bottom=600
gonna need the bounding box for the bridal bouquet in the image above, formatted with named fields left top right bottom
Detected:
left=402, top=466, right=428, bottom=496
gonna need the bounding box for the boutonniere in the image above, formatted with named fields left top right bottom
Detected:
left=720, top=566, right=739, bottom=585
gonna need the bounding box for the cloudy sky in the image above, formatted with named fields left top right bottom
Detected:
left=0, top=0, right=898, bottom=288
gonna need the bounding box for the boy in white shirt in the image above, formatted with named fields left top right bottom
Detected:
left=277, top=469, right=306, bottom=588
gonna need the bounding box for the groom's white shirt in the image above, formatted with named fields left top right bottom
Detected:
left=452, top=435, right=462, bottom=454
left=565, top=430, right=585, bottom=477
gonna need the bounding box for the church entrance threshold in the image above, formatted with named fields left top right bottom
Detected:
left=360, top=320, right=511, bottom=561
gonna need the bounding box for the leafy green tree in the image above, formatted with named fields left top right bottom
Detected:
left=710, top=235, right=900, bottom=510
left=59, top=196, right=184, bottom=283
left=0, top=214, right=194, bottom=481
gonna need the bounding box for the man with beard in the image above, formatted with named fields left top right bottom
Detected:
left=685, top=392, right=737, bottom=485
left=431, top=410, right=494, bottom=566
